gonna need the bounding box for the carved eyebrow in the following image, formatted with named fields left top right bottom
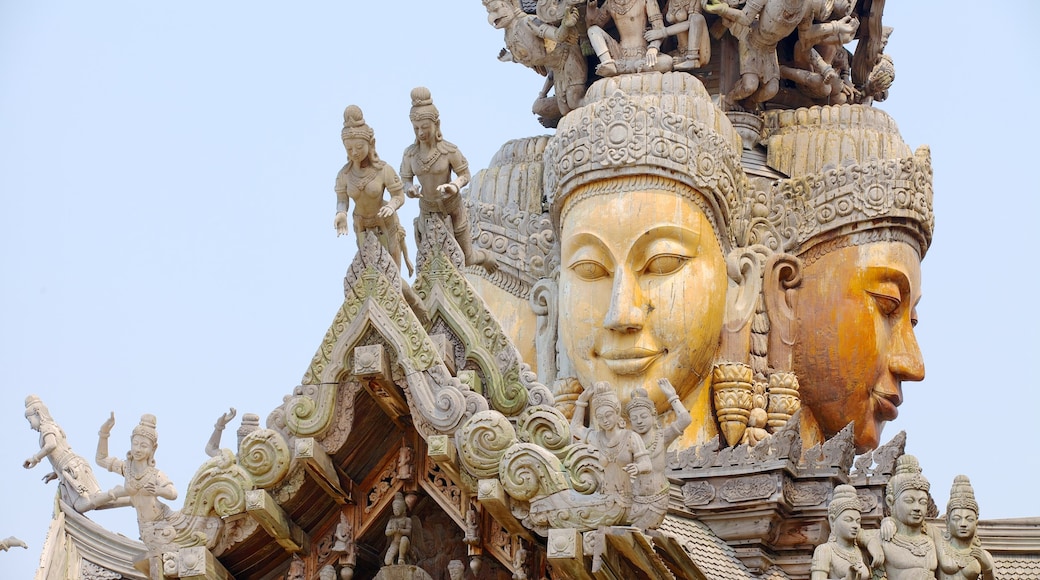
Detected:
left=865, top=266, right=912, bottom=297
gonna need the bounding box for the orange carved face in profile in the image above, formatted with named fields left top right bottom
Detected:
left=560, top=187, right=727, bottom=418
left=791, top=240, right=925, bottom=453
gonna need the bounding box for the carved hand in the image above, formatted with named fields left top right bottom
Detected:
left=644, top=28, right=666, bottom=42
left=99, top=412, right=116, bottom=436
left=334, top=211, right=349, bottom=236
left=216, top=407, right=237, bottom=429
left=836, top=15, right=859, bottom=43
left=405, top=184, right=421, bottom=198
left=623, top=463, right=639, bottom=477
left=436, top=183, right=459, bottom=197
left=23, top=456, right=39, bottom=469
left=657, top=378, right=677, bottom=400
left=702, top=0, right=725, bottom=15
left=878, top=516, right=895, bottom=542
left=645, top=46, right=659, bottom=68
left=562, top=7, right=579, bottom=28
left=377, top=205, right=394, bottom=219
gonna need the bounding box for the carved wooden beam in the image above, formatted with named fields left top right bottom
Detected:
left=652, top=534, right=709, bottom=580
left=295, top=437, right=351, bottom=504
left=353, top=344, right=410, bottom=426
left=427, top=434, right=461, bottom=485
left=547, top=528, right=595, bottom=580
left=162, top=546, right=233, bottom=579
left=476, top=479, right=535, bottom=543
left=245, top=489, right=308, bottom=554
left=598, top=528, right=675, bottom=580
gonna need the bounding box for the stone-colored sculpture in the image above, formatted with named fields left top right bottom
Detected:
left=0, top=536, right=28, bottom=551
left=936, top=476, right=996, bottom=580
left=22, top=395, right=109, bottom=513
left=335, top=105, right=411, bottom=274
left=810, top=485, right=869, bottom=580
left=397, top=443, right=415, bottom=482
left=92, top=413, right=208, bottom=561
left=778, top=0, right=858, bottom=105
left=586, top=0, right=673, bottom=77
left=544, top=72, right=755, bottom=446
left=866, top=455, right=937, bottom=580
left=204, top=407, right=236, bottom=458
left=860, top=26, right=895, bottom=104
left=626, top=379, right=690, bottom=529
left=401, top=87, right=497, bottom=274
left=704, top=0, right=857, bottom=109
left=447, top=559, right=465, bottom=580
left=483, top=0, right=586, bottom=124
left=384, top=492, right=412, bottom=566
left=645, top=0, right=711, bottom=71
left=739, top=383, right=770, bottom=447
left=287, top=553, right=305, bottom=580
left=571, top=382, right=652, bottom=505
left=319, top=564, right=338, bottom=580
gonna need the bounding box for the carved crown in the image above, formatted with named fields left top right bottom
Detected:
left=544, top=72, right=747, bottom=252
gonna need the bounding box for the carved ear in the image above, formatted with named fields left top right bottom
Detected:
left=762, top=253, right=802, bottom=370
left=724, top=248, right=764, bottom=332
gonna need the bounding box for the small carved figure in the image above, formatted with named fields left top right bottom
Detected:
left=447, top=559, right=466, bottom=580
left=704, top=0, right=856, bottom=109
left=319, top=564, right=337, bottom=580
left=22, top=395, right=107, bottom=513
left=779, top=0, right=858, bottom=104
left=396, top=443, right=414, bottom=482
left=286, top=553, right=305, bottom=580
left=333, top=511, right=355, bottom=557
left=866, top=455, right=937, bottom=580
left=384, top=492, right=412, bottom=566
left=513, top=539, right=528, bottom=580
left=571, top=382, right=652, bottom=505
left=741, top=383, right=770, bottom=446
left=204, top=407, right=236, bottom=458
left=644, top=0, right=711, bottom=71
left=0, top=536, right=28, bottom=551
left=463, top=504, right=480, bottom=546
left=400, top=87, right=497, bottom=273
left=93, top=413, right=182, bottom=552
left=860, top=26, right=894, bottom=104
left=586, top=0, right=673, bottom=77
left=483, top=0, right=587, bottom=123
left=936, top=476, right=995, bottom=580
left=335, top=105, right=415, bottom=277
left=626, top=379, right=691, bottom=529
left=810, top=485, right=869, bottom=580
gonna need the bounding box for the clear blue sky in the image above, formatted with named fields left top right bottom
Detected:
left=2, top=3, right=1038, bottom=577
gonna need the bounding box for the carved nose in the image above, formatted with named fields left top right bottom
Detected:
left=604, top=271, right=643, bottom=332
left=889, top=323, right=925, bottom=382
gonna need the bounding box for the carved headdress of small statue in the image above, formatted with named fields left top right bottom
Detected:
left=827, top=484, right=863, bottom=540
left=408, top=86, right=443, bottom=138
left=885, top=454, right=929, bottom=502
left=590, top=382, right=622, bottom=417
left=133, top=414, right=159, bottom=445
left=341, top=105, right=381, bottom=163
left=946, top=474, right=979, bottom=516
left=544, top=71, right=749, bottom=254
left=24, top=395, right=53, bottom=425
left=625, top=387, right=655, bottom=419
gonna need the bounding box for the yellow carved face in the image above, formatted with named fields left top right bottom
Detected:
left=560, top=187, right=726, bottom=413
left=792, top=241, right=925, bottom=453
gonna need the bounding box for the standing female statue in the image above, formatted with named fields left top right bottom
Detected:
left=625, top=379, right=690, bottom=529
left=936, top=476, right=996, bottom=580
left=811, top=485, right=869, bottom=580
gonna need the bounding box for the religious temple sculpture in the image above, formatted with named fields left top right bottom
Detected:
left=20, top=3, right=1036, bottom=580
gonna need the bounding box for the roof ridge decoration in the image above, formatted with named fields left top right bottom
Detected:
left=413, top=213, right=554, bottom=416
left=301, top=231, right=486, bottom=438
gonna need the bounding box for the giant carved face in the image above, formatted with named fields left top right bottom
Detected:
left=791, top=240, right=925, bottom=453
left=559, top=186, right=727, bottom=416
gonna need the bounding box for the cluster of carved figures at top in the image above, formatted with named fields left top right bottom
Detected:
left=485, top=0, right=895, bottom=125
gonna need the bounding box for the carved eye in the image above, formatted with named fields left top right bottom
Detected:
left=867, top=291, right=901, bottom=316
left=570, top=261, right=609, bottom=281
left=643, top=254, right=688, bottom=275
